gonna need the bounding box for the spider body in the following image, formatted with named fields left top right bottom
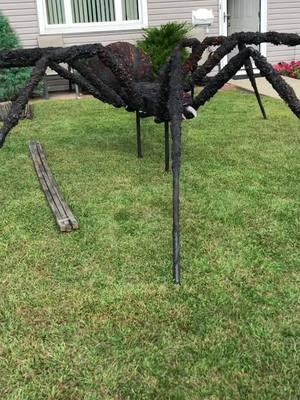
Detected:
left=77, top=42, right=196, bottom=120
left=0, top=31, right=299, bottom=283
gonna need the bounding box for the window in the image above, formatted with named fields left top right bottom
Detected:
left=37, top=0, right=148, bottom=34
left=70, top=0, right=115, bottom=23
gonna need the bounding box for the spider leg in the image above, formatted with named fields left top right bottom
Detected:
left=156, top=63, right=171, bottom=123
left=0, top=43, right=144, bottom=110
left=1, top=33, right=298, bottom=70
left=250, top=49, right=300, bottom=117
left=232, top=31, right=300, bottom=47
left=164, top=121, right=170, bottom=172
left=52, top=61, right=144, bottom=158
left=155, top=63, right=172, bottom=171
left=182, top=36, right=229, bottom=75
left=136, top=111, right=143, bottom=158
left=192, top=40, right=237, bottom=85
left=71, top=60, right=124, bottom=107
left=50, top=62, right=123, bottom=108
left=183, top=31, right=300, bottom=73
left=0, top=44, right=105, bottom=68
left=193, top=47, right=252, bottom=109
left=238, top=44, right=267, bottom=120
left=0, top=57, right=48, bottom=148
left=95, top=46, right=149, bottom=158
left=168, top=48, right=184, bottom=284
left=192, top=47, right=300, bottom=118
left=191, top=31, right=300, bottom=86
left=53, top=58, right=144, bottom=158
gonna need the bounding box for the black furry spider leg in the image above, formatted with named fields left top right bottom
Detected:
left=0, top=44, right=104, bottom=68
left=231, top=31, right=300, bottom=47
left=193, top=47, right=253, bottom=110
left=168, top=49, right=184, bottom=285
left=164, top=121, right=170, bottom=172
left=1, top=33, right=299, bottom=70
left=136, top=111, right=143, bottom=158
left=250, top=49, right=300, bottom=118
left=70, top=60, right=124, bottom=107
left=193, top=47, right=300, bottom=119
left=50, top=62, right=123, bottom=108
left=238, top=44, right=267, bottom=120
left=191, top=32, right=300, bottom=86
left=156, top=62, right=171, bottom=122
left=182, top=36, right=225, bottom=74
left=192, top=40, right=237, bottom=85
left=0, top=57, right=48, bottom=148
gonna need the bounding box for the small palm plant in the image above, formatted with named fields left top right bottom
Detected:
left=137, top=22, right=192, bottom=75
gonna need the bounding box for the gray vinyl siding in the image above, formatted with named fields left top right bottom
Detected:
left=0, top=0, right=219, bottom=48
left=0, top=0, right=39, bottom=48
left=148, top=0, right=219, bottom=34
left=61, top=1, right=219, bottom=47
left=267, top=0, right=300, bottom=64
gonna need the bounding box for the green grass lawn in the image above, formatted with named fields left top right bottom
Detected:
left=0, top=90, right=299, bottom=399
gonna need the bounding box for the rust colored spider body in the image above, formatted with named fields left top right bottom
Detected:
left=0, top=31, right=299, bottom=283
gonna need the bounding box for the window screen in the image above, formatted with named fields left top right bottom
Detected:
left=71, top=0, right=116, bottom=22
left=46, top=0, right=66, bottom=24
left=122, top=0, right=139, bottom=21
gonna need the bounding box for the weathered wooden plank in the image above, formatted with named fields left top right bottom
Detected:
left=36, top=142, right=79, bottom=229
left=34, top=144, right=71, bottom=230
left=29, top=141, right=71, bottom=231
left=29, top=141, right=78, bottom=232
left=34, top=145, right=72, bottom=232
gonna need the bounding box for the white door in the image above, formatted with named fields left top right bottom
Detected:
left=227, top=0, right=260, bottom=61
left=220, top=0, right=267, bottom=70
left=228, top=0, right=260, bottom=35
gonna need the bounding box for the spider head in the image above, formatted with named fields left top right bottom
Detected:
left=134, top=83, right=198, bottom=122
left=182, top=91, right=197, bottom=120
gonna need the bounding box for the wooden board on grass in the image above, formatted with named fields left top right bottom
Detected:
left=29, top=141, right=78, bottom=232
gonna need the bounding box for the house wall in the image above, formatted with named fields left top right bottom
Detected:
left=64, top=1, right=219, bottom=46
left=0, top=0, right=40, bottom=48
left=0, top=0, right=219, bottom=48
left=267, top=0, right=300, bottom=64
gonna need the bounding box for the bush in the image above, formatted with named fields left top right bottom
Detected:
left=137, top=22, right=192, bottom=75
left=0, top=13, right=33, bottom=102
left=273, top=61, right=300, bottom=80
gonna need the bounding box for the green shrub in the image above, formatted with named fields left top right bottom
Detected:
left=0, top=13, right=33, bottom=102
left=137, top=22, right=192, bottom=75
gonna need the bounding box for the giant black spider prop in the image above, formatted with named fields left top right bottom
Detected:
left=0, top=31, right=300, bottom=284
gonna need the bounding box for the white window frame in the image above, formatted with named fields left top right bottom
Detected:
left=37, top=0, right=148, bottom=35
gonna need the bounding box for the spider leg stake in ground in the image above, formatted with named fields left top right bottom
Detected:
left=0, top=32, right=300, bottom=284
